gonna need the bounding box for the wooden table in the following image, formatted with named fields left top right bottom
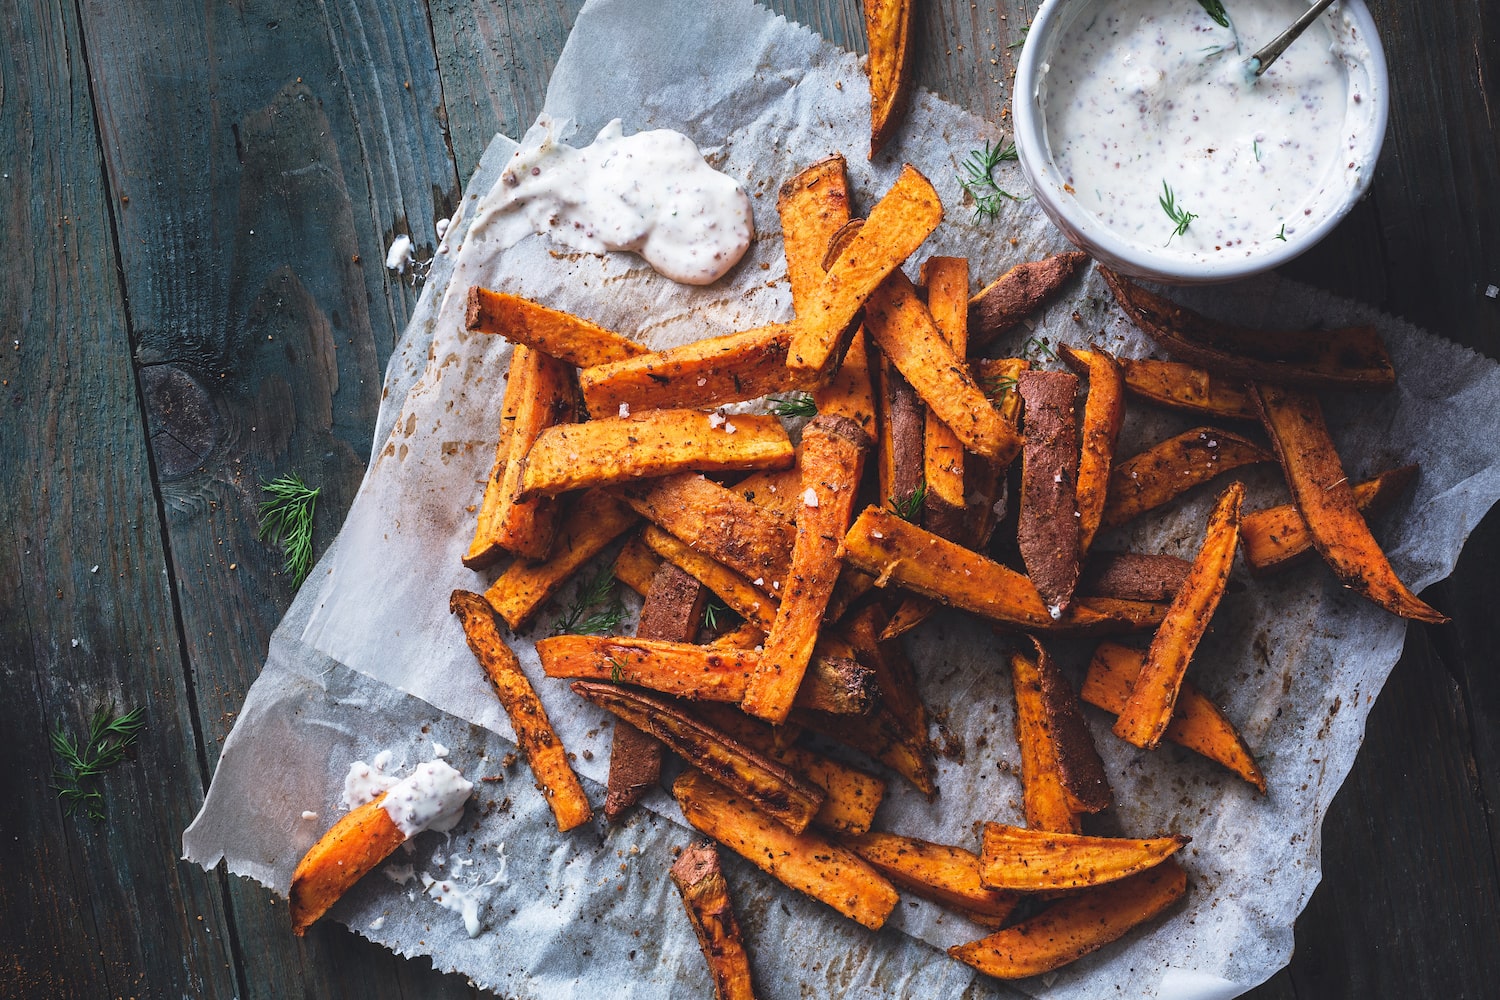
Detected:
left=4, top=1, right=1496, bottom=996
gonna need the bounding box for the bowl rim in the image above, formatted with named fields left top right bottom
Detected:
left=1012, top=0, right=1390, bottom=285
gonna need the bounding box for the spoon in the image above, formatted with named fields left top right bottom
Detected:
left=1247, top=0, right=1339, bottom=77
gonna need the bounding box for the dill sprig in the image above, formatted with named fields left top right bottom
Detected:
left=981, top=373, right=1020, bottom=400
left=702, top=596, right=729, bottom=631
left=887, top=482, right=928, bottom=523
left=1198, top=0, right=1231, bottom=28
left=608, top=656, right=626, bottom=684
left=1159, top=181, right=1198, bottom=244
left=554, top=567, right=625, bottom=635
left=52, top=704, right=146, bottom=821
left=1022, top=337, right=1057, bottom=363
left=959, top=140, right=1021, bottom=223
left=769, top=392, right=818, bottom=419
left=259, top=473, right=320, bottom=588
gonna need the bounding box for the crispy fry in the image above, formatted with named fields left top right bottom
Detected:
left=519, top=411, right=794, bottom=498
left=1017, top=371, right=1082, bottom=615
left=1101, top=426, right=1271, bottom=530
left=1058, top=346, right=1127, bottom=554
left=919, top=256, right=971, bottom=537
left=615, top=473, right=794, bottom=597
left=875, top=349, right=925, bottom=517
left=578, top=323, right=804, bottom=414
left=844, top=831, right=1019, bottom=928
left=612, top=532, right=664, bottom=597
left=948, top=862, right=1188, bottom=979
left=289, top=795, right=406, bottom=935
left=1079, top=551, right=1191, bottom=603
left=670, top=843, right=758, bottom=1000
left=968, top=252, right=1089, bottom=348
left=465, top=286, right=647, bottom=367
left=865, top=268, right=1022, bottom=461
left=538, top=634, right=756, bottom=702
left=1081, top=641, right=1266, bottom=792
left=484, top=490, right=639, bottom=630
left=1113, top=483, right=1245, bottom=750
left=978, top=823, right=1188, bottom=891
left=1100, top=266, right=1395, bottom=389
left=451, top=590, right=593, bottom=831
left=1241, top=464, right=1419, bottom=575
left=787, top=164, right=943, bottom=382
left=1010, top=647, right=1081, bottom=834
left=673, top=770, right=900, bottom=930
left=463, top=344, right=529, bottom=569
left=840, top=506, right=1164, bottom=635
left=465, top=346, right=575, bottom=564
left=1252, top=383, right=1446, bottom=622
left=1117, top=356, right=1258, bottom=421
left=863, top=0, right=915, bottom=156
left=574, top=681, right=826, bottom=833
left=746, top=415, right=872, bottom=723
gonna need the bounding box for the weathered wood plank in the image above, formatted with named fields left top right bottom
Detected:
left=0, top=0, right=237, bottom=994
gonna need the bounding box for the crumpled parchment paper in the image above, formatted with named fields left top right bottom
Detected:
left=184, top=0, right=1500, bottom=996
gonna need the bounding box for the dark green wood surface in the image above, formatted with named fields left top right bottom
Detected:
left=2, top=0, right=1495, bottom=996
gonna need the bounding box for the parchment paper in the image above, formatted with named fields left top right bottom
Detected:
left=185, top=0, right=1500, bottom=996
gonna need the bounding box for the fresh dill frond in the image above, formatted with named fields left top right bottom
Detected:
left=1007, top=24, right=1030, bottom=48
left=554, top=567, right=624, bottom=635
left=769, top=392, right=818, bottom=419
left=1022, top=337, right=1057, bottom=363
left=981, top=373, right=1020, bottom=400
left=1197, top=0, right=1231, bottom=28
left=258, top=473, right=320, bottom=588
left=52, top=703, right=146, bottom=821
left=608, top=656, right=626, bottom=684
left=959, top=141, right=1021, bottom=223
left=1159, top=181, right=1198, bottom=244
left=887, top=482, right=928, bottom=524
left=702, top=596, right=729, bottom=631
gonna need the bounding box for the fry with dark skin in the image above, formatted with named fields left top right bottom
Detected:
left=451, top=590, right=593, bottom=831
left=1078, top=551, right=1191, bottom=603
left=968, top=252, right=1089, bottom=348
left=670, top=843, right=758, bottom=1000
left=1252, top=382, right=1446, bottom=623
left=1010, top=646, right=1081, bottom=834
left=1113, top=482, right=1245, bottom=749
left=875, top=350, right=925, bottom=519
left=1017, top=370, right=1082, bottom=615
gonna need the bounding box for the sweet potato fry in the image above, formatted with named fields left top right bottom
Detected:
left=670, top=843, right=758, bottom=1000
left=1031, top=636, right=1111, bottom=813
left=519, top=410, right=794, bottom=498
left=578, top=323, right=803, bottom=414
left=538, top=634, right=755, bottom=702
left=864, top=0, right=915, bottom=156
left=840, top=506, right=1163, bottom=635
left=463, top=344, right=529, bottom=569
left=605, top=562, right=707, bottom=820
left=746, top=415, right=872, bottom=723
left=612, top=532, right=664, bottom=597
left=968, top=252, right=1089, bottom=348
left=1058, top=347, right=1127, bottom=554
left=795, top=705, right=936, bottom=795
left=1078, top=551, right=1191, bottom=603
left=1241, top=464, right=1419, bottom=575
left=948, top=862, right=1188, bottom=979
left=1100, top=266, right=1395, bottom=389
left=866, top=268, right=1022, bottom=462
left=1010, top=647, right=1081, bottom=834
left=787, top=164, right=942, bottom=382
left=673, top=770, right=900, bottom=930
left=484, top=490, right=639, bottom=630
left=978, top=823, right=1188, bottom=891
left=464, top=345, right=575, bottom=564
left=644, top=525, right=776, bottom=631
left=1117, top=356, right=1258, bottom=421
left=465, top=286, right=647, bottom=368
left=451, top=590, right=593, bottom=831
left=919, top=256, right=970, bottom=537
left=1252, top=383, right=1446, bottom=622
left=875, top=350, right=925, bottom=517
left=1113, top=482, right=1244, bottom=750
left=1101, top=427, right=1271, bottom=530
left=289, top=795, right=406, bottom=935
left=1081, top=641, right=1266, bottom=792
left=1017, top=370, right=1082, bottom=615
left=965, top=357, right=1030, bottom=545
left=843, top=831, right=1019, bottom=928
left=614, top=473, right=794, bottom=597
left=878, top=596, right=937, bottom=641
left=733, top=464, right=803, bottom=523
left=574, top=681, right=826, bottom=833
left=842, top=603, right=927, bottom=743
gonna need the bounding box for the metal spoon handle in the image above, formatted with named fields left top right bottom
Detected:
left=1250, top=0, right=1339, bottom=76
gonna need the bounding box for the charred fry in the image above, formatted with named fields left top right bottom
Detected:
left=670, top=843, right=758, bottom=1000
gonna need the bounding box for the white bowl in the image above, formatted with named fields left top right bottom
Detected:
left=1013, top=0, right=1389, bottom=285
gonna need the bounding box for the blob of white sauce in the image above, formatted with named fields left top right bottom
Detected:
left=342, top=755, right=473, bottom=838
left=475, top=115, right=754, bottom=285
left=1039, top=0, right=1373, bottom=262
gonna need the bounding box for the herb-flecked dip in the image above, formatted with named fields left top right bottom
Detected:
left=1038, top=0, right=1375, bottom=262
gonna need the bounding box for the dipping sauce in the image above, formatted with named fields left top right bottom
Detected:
left=1038, top=0, right=1373, bottom=263
left=476, top=115, right=754, bottom=285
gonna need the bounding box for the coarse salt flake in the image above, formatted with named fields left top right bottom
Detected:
left=802, top=488, right=819, bottom=507
left=1487, top=284, right=1499, bottom=299
left=708, top=412, right=726, bottom=428
left=618, top=402, right=630, bottom=418
left=723, top=421, right=737, bottom=434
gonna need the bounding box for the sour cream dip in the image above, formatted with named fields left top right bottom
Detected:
left=1016, top=0, right=1385, bottom=281
left=474, top=115, right=754, bottom=285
